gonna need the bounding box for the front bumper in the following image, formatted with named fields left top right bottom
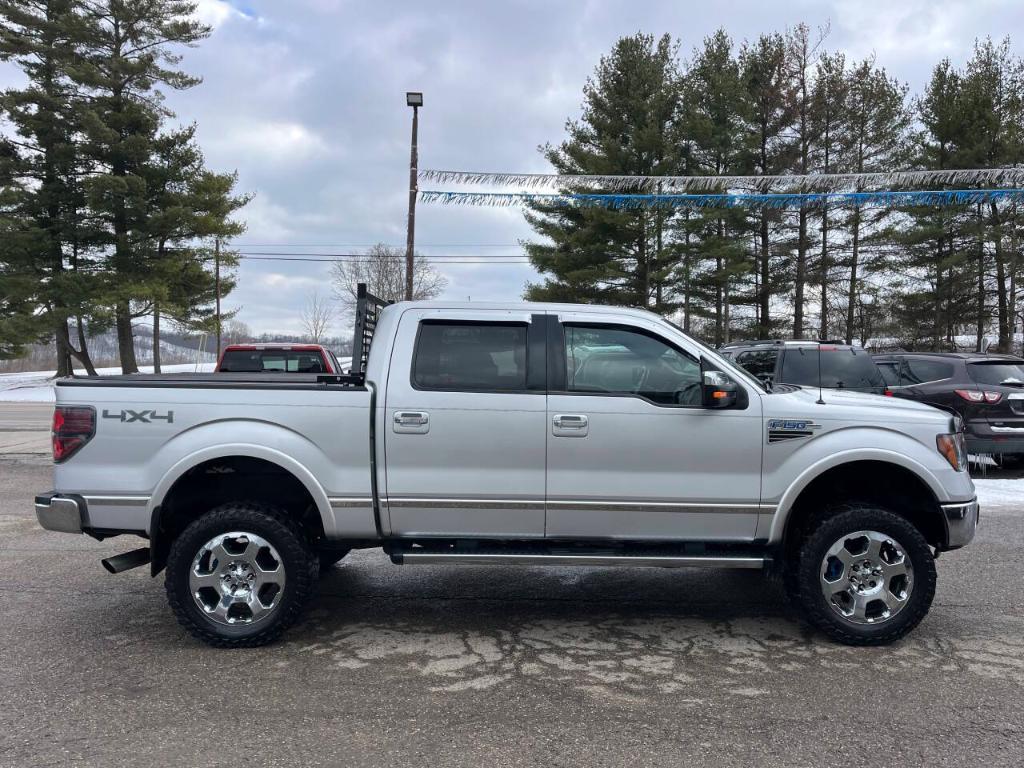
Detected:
left=35, top=492, right=87, bottom=534
left=940, top=498, right=979, bottom=550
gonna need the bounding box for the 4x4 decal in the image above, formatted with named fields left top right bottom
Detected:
left=102, top=409, right=174, bottom=424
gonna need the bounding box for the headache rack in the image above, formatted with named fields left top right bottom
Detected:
left=351, top=283, right=391, bottom=375
left=315, top=283, right=391, bottom=386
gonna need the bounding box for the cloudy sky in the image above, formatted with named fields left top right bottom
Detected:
left=7, top=0, right=1024, bottom=335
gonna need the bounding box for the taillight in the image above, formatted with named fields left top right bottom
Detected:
left=52, top=406, right=95, bottom=463
left=955, top=389, right=1001, bottom=403
left=884, top=389, right=894, bottom=397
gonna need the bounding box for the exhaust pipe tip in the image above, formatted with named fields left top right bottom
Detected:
left=102, top=547, right=151, bottom=574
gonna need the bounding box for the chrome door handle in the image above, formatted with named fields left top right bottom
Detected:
left=552, top=414, right=589, bottom=437
left=553, top=414, right=588, bottom=429
left=393, top=411, right=429, bottom=434
left=394, top=411, right=428, bottom=426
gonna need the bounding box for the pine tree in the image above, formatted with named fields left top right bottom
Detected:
left=838, top=58, right=911, bottom=344
left=76, top=0, right=210, bottom=373
left=740, top=32, right=796, bottom=338
left=809, top=51, right=848, bottom=340
left=681, top=30, right=752, bottom=344
left=0, top=0, right=101, bottom=374
left=525, top=33, right=682, bottom=310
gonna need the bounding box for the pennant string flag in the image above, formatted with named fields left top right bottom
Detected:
left=419, top=188, right=1024, bottom=211
left=419, top=167, right=1024, bottom=194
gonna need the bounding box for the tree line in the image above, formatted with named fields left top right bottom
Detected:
left=0, top=0, right=248, bottom=375
left=526, top=28, right=1024, bottom=353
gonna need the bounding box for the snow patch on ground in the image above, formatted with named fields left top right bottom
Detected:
left=973, top=479, right=1024, bottom=508
left=0, top=363, right=215, bottom=402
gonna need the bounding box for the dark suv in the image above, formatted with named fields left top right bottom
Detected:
left=872, top=352, right=1024, bottom=457
left=721, top=340, right=889, bottom=395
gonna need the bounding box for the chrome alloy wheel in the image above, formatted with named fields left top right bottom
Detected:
left=189, top=532, right=286, bottom=626
left=819, top=530, right=914, bottom=625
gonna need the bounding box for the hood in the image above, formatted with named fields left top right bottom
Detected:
left=767, top=385, right=954, bottom=426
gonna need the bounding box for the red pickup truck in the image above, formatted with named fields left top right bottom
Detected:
left=215, top=343, right=346, bottom=374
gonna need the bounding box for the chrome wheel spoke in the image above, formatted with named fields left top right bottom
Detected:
left=189, top=531, right=287, bottom=627
left=819, top=529, right=914, bottom=627
left=189, top=568, right=221, bottom=593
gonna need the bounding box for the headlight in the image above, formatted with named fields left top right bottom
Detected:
left=936, top=432, right=967, bottom=472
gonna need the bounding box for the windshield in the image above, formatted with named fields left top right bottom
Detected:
left=967, top=361, right=1024, bottom=386
left=657, top=318, right=768, bottom=392
left=781, top=347, right=887, bottom=393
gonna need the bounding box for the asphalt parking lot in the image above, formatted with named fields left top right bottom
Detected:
left=1, top=408, right=1023, bottom=766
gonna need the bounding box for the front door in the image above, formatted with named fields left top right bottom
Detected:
left=545, top=316, right=764, bottom=541
left=383, top=309, right=547, bottom=537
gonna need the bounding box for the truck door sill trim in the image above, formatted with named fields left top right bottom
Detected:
left=397, top=552, right=765, bottom=568
left=383, top=498, right=771, bottom=514
left=328, top=497, right=374, bottom=508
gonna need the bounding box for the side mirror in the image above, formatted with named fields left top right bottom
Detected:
left=702, top=368, right=739, bottom=409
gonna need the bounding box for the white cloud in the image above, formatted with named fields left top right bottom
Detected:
left=222, top=120, right=330, bottom=163
left=193, top=0, right=240, bottom=28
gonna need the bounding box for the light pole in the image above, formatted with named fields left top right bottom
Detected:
left=404, top=91, right=423, bottom=301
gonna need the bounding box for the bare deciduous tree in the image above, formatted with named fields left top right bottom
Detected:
left=331, top=244, right=448, bottom=318
left=300, top=292, right=335, bottom=343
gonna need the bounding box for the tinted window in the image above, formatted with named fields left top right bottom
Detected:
left=735, top=349, right=778, bottom=384
left=413, top=322, right=528, bottom=391
left=780, top=347, right=887, bottom=392
left=967, top=361, right=1024, bottom=386
left=219, top=350, right=325, bottom=373
left=565, top=325, right=701, bottom=406
left=903, top=359, right=954, bottom=384
left=875, top=361, right=901, bottom=387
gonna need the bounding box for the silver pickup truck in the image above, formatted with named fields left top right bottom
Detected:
left=36, top=289, right=978, bottom=647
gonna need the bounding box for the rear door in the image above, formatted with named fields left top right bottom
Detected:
left=544, top=314, right=763, bottom=541
left=383, top=309, right=548, bottom=537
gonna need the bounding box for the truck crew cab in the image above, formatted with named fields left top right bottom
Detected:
left=36, top=287, right=978, bottom=647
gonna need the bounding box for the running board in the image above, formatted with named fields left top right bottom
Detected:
left=391, top=551, right=765, bottom=569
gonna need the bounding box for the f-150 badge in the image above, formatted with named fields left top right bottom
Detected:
left=767, top=419, right=821, bottom=443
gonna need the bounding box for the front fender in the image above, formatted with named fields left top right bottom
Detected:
left=763, top=426, right=972, bottom=544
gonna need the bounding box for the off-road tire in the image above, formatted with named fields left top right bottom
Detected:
left=165, top=501, right=318, bottom=648
left=794, top=502, right=937, bottom=646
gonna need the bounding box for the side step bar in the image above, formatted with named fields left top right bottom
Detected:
left=392, top=551, right=765, bottom=569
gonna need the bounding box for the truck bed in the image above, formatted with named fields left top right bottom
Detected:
left=57, top=372, right=364, bottom=390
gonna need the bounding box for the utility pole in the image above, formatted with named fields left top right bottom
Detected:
left=214, top=237, right=222, bottom=358
left=404, top=92, right=423, bottom=301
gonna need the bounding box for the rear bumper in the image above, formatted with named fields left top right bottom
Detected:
left=940, top=498, right=979, bottom=550
left=966, top=420, right=1024, bottom=455
left=34, top=492, right=87, bottom=534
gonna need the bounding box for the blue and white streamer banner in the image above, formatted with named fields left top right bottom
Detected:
left=420, top=168, right=1024, bottom=194
left=419, top=188, right=1024, bottom=211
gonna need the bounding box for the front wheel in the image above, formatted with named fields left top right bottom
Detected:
left=794, top=503, right=937, bottom=646
left=165, top=502, right=318, bottom=647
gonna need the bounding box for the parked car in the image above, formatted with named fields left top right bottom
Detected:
left=872, top=351, right=1024, bottom=458
left=35, top=290, right=976, bottom=648
left=216, top=343, right=345, bottom=374
left=721, top=339, right=889, bottom=395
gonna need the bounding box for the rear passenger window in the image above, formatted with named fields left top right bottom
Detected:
left=903, top=359, right=954, bottom=384
left=413, top=322, right=528, bottom=391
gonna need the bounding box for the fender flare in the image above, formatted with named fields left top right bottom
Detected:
left=766, top=448, right=945, bottom=544
left=146, top=444, right=333, bottom=575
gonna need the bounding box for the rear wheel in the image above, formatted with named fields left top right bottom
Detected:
left=794, top=503, right=936, bottom=646
left=165, top=502, right=318, bottom=647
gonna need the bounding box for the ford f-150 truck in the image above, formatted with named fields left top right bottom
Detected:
left=35, top=287, right=978, bottom=647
